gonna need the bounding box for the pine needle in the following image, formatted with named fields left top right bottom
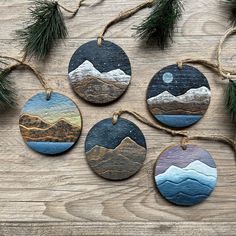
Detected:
left=0, top=68, right=17, bottom=109
left=225, top=79, right=236, bottom=122
left=16, top=0, right=68, bottom=60
left=135, top=0, right=183, bottom=49
left=221, top=0, right=236, bottom=25
left=0, top=60, right=8, bottom=66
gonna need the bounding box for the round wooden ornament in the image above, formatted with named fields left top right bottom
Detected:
left=155, top=145, right=217, bottom=206
left=19, top=92, right=82, bottom=155
left=147, top=64, right=211, bottom=128
left=85, top=118, right=147, bottom=180
left=68, top=40, right=132, bottom=104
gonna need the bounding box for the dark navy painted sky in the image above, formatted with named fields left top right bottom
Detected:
left=85, top=118, right=146, bottom=152
left=147, top=64, right=210, bottom=98
left=68, top=40, right=131, bottom=75
left=155, top=145, right=216, bottom=175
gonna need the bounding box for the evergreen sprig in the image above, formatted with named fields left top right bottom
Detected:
left=0, top=68, right=17, bottom=109
left=225, top=79, right=236, bottom=122
left=222, top=0, right=236, bottom=25
left=135, top=0, right=183, bottom=49
left=16, top=0, right=68, bottom=60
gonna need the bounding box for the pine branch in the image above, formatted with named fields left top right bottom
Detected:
left=0, top=60, right=8, bottom=66
left=135, top=0, right=183, bottom=49
left=16, top=0, right=68, bottom=60
left=0, top=68, right=17, bottom=109
left=225, top=79, right=236, bottom=122
left=222, top=0, right=236, bottom=25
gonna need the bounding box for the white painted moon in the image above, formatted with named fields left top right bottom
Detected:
left=163, top=72, right=174, bottom=83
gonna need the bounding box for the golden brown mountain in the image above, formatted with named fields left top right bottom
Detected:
left=86, top=137, right=146, bottom=180
left=20, top=115, right=81, bottom=142
left=72, top=75, right=128, bottom=104
left=19, top=114, right=50, bottom=129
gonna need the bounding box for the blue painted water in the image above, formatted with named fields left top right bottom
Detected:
left=27, top=142, right=74, bottom=155
left=155, top=115, right=202, bottom=128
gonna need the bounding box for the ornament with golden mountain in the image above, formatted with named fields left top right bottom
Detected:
left=19, top=92, right=82, bottom=155
left=85, top=118, right=147, bottom=180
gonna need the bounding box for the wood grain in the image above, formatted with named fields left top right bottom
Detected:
left=0, top=0, right=236, bottom=235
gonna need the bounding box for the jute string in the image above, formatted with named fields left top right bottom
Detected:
left=57, top=0, right=87, bottom=18
left=0, top=56, right=53, bottom=100
left=58, top=0, right=104, bottom=18
left=97, top=0, right=155, bottom=46
left=177, top=27, right=236, bottom=80
left=112, top=110, right=236, bottom=152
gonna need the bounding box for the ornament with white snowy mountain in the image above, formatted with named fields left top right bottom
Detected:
left=67, top=0, right=158, bottom=105
left=146, top=64, right=211, bottom=128
left=68, top=40, right=131, bottom=104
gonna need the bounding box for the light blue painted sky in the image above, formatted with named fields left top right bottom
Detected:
left=22, top=92, right=81, bottom=126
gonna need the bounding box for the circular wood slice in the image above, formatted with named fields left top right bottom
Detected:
left=19, top=92, right=82, bottom=155
left=154, top=144, right=217, bottom=206
left=146, top=64, right=211, bottom=128
left=68, top=40, right=132, bottom=105
left=85, top=118, right=147, bottom=180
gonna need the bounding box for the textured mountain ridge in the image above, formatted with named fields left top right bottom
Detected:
left=156, top=160, right=217, bottom=188
left=148, top=86, right=211, bottom=104
left=20, top=114, right=81, bottom=142
left=69, top=60, right=131, bottom=84
left=147, top=86, right=211, bottom=115
left=86, top=137, right=146, bottom=180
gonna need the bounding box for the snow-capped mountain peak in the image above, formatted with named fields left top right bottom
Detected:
left=156, top=160, right=217, bottom=188
left=147, top=86, right=211, bottom=105
left=69, top=60, right=131, bottom=84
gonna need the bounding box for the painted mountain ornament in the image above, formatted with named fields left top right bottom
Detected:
left=19, top=92, right=82, bottom=155
left=147, top=64, right=211, bottom=128
left=155, top=145, right=217, bottom=206
left=68, top=40, right=131, bottom=104
left=85, top=118, right=147, bottom=180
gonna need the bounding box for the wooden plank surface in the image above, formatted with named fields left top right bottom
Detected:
left=0, top=0, right=236, bottom=235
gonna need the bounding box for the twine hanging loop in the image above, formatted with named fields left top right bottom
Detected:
left=217, top=27, right=236, bottom=79
left=177, top=27, right=236, bottom=80
left=112, top=110, right=236, bottom=153
left=0, top=56, right=53, bottom=100
left=97, top=0, right=155, bottom=46
left=57, top=0, right=86, bottom=18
